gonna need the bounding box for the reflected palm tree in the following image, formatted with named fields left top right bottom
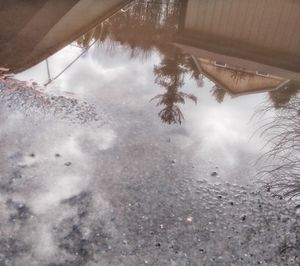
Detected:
left=75, top=0, right=300, bottom=122
left=77, top=0, right=180, bottom=56
left=268, top=81, right=300, bottom=109
left=211, top=85, right=226, bottom=103
left=151, top=46, right=200, bottom=124
left=151, top=86, right=197, bottom=124
left=75, top=0, right=202, bottom=124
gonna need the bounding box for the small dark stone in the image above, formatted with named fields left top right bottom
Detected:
left=55, top=153, right=61, bottom=157
left=241, top=215, right=246, bottom=221
left=211, top=171, right=218, bottom=177
left=218, top=195, right=222, bottom=199
left=230, top=202, right=234, bottom=205
left=155, top=243, right=161, bottom=247
left=29, top=153, right=35, bottom=157
left=64, top=162, right=72, bottom=166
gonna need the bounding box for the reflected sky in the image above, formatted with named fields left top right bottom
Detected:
left=16, top=39, right=271, bottom=185
left=1, top=1, right=300, bottom=265
left=8, top=0, right=299, bottom=186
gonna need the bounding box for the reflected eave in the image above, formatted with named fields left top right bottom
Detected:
left=175, top=0, right=300, bottom=94
left=0, top=0, right=133, bottom=74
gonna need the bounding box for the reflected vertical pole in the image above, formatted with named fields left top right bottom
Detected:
left=46, top=59, right=51, bottom=85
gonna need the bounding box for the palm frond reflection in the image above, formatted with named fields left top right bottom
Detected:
left=75, top=0, right=202, bottom=125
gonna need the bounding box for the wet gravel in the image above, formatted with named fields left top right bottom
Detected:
left=0, top=79, right=109, bottom=125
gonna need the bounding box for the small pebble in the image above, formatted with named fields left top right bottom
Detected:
left=64, top=162, right=72, bottom=166
left=186, top=216, right=193, bottom=223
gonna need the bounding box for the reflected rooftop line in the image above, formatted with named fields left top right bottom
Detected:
left=175, top=0, right=300, bottom=96
left=177, top=0, right=300, bottom=77
left=1, top=0, right=300, bottom=125
left=0, top=0, right=133, bottom=73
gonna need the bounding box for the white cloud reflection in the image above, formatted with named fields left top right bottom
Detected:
left=16, top=41, right=270, bottom=184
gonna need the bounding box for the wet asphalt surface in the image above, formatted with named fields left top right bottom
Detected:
left=0, top=78, right=299, bottom=266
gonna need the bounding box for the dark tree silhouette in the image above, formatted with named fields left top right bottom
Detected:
left=152, top=46, right=199, bottom=124
left=211, top=85, right=226, bottom=103
left=76, top=0, right=202, bottom=125
left=268, top=81, right=300, bottom=109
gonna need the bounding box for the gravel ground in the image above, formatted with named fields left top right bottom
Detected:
left=0, top=79, right=109, bottom=125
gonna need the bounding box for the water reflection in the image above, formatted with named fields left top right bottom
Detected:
left=0, top=0, right=132, bottom=73
left=75, top=0, right=201, bottom=124
left=258, top=90, right=300, bottom=205
left=151, top=47, right=199, bottom=124
left=177, top=0, right=300, bottom=78
left=73, top=0, right=300, bottom=124
left=268, top=80, right=300, bottom=109
left=1, top=1, right=300, bottom=265
left=2, top=0, right=300, bottom=124
left=211, top=85, right=226, bottom=104
left=211, top=80, right=300, bottom=108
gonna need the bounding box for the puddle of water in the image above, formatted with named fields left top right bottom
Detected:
left=0, top=0, right=300, bottom=265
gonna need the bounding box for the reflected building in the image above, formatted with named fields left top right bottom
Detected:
left=0, top=0, right=133, bottom=73
left=175, top=0, right=300, bottom=96
left=192, top=58, right=288, bottom=96
left=1, top=0, right=299, bottom=124
left=76, top=0, right=199, bottom=125
left=0, top=0, right=199, bottom=125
